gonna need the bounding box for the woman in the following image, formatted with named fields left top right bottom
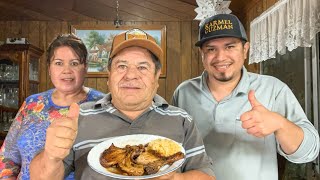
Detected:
left=0, top=34, right=105, bottom=180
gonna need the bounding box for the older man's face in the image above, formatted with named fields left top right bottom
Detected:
left=108, top=46, right=161, bottom=111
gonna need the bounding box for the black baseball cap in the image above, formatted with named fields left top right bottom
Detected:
left=195, top=14, right=248, bottom=47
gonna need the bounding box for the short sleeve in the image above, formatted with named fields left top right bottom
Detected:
left=181, top=117, right=215, bottom=177
left=0, top=101, right=27, bottom=178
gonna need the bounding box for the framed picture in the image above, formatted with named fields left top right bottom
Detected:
left=70, top=25, right=167, bottom=77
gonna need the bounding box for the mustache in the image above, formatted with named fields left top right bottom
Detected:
left=119, top=82, right=143, bottom=88
left=210, top=60, right=233, bottom=66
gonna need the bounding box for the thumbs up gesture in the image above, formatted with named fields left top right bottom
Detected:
left=240, top=90, right=282, bottom=138
left=44, top=103, right=80, bottom=161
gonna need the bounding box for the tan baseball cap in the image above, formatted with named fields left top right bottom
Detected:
left=109, top=28, right=163, bottom=61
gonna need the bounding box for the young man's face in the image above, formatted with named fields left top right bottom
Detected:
left=200, top=37, right=249, bottom=83
left=108, top=46, right=161, bottom=111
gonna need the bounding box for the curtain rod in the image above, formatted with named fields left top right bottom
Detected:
left=250, top=0, right=288, bottom=27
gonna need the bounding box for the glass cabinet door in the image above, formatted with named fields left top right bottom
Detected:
left=0, top=44, right=43, bottom=145
left=0, top=59, right=19, bottom=109
left=0, top=59, right=19, bottom=132
left=28, top=56, right=40, bottom=96
left=29, top=57, right=39, bottom=81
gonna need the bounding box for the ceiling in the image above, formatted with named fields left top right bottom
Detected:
left=0, top=0, right=249, bottom=22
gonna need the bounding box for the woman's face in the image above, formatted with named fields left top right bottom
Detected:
left=49, top=46, right=87, bottom=94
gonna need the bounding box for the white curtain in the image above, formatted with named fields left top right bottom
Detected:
left=249, top=0, right=320, bottom=64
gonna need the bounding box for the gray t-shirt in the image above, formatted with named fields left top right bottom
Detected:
left=65, top=94, right=215, bottom=179
left=172, top=67, right=319, bottom=180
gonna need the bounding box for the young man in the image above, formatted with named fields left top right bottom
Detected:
left=172, top=14, right=319, bottom=180
left=30, top=28, right=216, bottom=180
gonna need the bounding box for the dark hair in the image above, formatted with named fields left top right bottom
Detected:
left=107, top=49, right=162, bottom=74
left=46, top=34, right=88, bottom=65
left=241, top=40, right=247, bottom=46
left=200, top=38, right=247, bottom=49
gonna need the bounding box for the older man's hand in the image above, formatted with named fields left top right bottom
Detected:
left=149, top=171, right=177, bottom=180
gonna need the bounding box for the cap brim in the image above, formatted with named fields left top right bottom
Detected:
left=195, top=34, right=248, bottom=47
left=110, top=39, right=163, bottom=60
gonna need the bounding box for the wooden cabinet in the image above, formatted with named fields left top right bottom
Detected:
left=0, top=44, right=43, bottom=145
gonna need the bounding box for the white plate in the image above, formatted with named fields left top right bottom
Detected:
left=87, top=134, right=186, bottom=179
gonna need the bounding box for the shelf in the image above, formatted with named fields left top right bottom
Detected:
left=0, top=131, right=7, bottom=137
left=29, top=80, right=39, bottom=84
left=0, top=80, right=19, bottom=84
left=0, top=44, right=43, bottom=138
left=0, top=105, right=18, bottom=112
left=0, top=131, right=7, bottom=146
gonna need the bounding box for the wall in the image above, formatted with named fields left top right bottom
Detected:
left=0, top=0, right=279, bottom=102
left=0, top=20, right=204, bottom=102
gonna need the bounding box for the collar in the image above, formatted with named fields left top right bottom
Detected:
left=233, top=66, right=250, bottom=96
left=93, top=93, right=169, bottom=110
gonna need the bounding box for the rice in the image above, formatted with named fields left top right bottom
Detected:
left=147, top=138, right=181, bottom=157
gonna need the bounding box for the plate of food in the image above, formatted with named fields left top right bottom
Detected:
left=87, top=134, right=186, bottom=179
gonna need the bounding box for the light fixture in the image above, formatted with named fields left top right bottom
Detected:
left=114, top=0, right=123, bottom=28
left=194, top=0, right=232, bottom=26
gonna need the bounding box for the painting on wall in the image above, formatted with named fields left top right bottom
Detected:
left=71, top=25, right=166, bottom=77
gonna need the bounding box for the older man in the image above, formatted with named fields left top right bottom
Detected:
left=30, top=28, right=215, bottom=180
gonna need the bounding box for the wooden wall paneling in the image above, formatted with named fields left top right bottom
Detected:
left=96, top=77, right=108, bottom=94
left=180, top=21, right=192, bottom=82
left=165, top=22, right=180, bottom=101
left=157, top=78, right=166, bottom=100
left=262, top=0, right=268, bottom=11
left=84, top=78, right=97, bottom=90
left=191, top=20, right=202, bottom=77
left=61, top=21, right=69, bottom=34
left=243, top=4, right=258, bottom=73
left=39, top=21, right=47, bottom=92
left=267, top=0, right=278, bottom=9
left=255, top=0, right=264, bottom=16
left=0, top=21, right=6, bottom=42
left=39, top=21, right=47, bottom=51
left=28, top=21, right=40, bottom=47
left=21, top=21, right=30, bottom=40
left=8, top=21, right=22, bottom=37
